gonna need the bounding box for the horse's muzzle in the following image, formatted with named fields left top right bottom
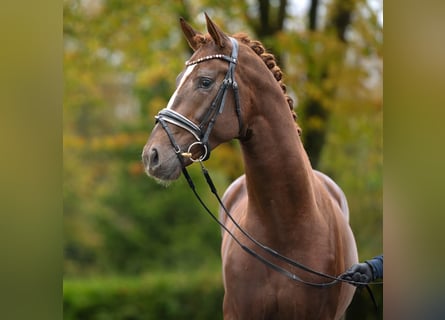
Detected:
left=142, top=145, right=182, bottom=182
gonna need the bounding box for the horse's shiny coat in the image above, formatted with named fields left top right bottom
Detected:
left=142, top=14, right=358, bottom=320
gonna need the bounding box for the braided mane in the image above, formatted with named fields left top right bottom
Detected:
left=233, top=33, right=296, bottom=120
left=192, top=33, right=297, bottom=121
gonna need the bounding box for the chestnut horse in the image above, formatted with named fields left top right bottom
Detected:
left=142, top=14, right=358, bottom=319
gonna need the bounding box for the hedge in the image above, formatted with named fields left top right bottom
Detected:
left=64, top=270, right=382, bottom=319
left=64, top=270, right=224, bottom=320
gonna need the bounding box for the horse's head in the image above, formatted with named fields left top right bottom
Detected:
left=142, top=14, right=248, bottom=182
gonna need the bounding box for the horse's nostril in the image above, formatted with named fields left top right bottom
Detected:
left=149, top=148, right=159, bottom=168
left=142, top=147, right=160, bottom=169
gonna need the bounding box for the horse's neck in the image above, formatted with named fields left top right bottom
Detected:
left=241, top=100, right=317, bottom=228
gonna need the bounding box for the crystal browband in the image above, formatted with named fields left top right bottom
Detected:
left=186, top=54, right=237, bottom=66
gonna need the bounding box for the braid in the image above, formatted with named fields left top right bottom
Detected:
left=233, top=33, right=297, bottom=121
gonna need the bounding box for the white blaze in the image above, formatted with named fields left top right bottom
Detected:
left=166, top=64, right=196, bottom=109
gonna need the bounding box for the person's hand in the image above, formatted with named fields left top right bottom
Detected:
left=340, top=262, right=373, bottom=287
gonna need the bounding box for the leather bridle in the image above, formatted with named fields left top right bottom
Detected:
left=155, top=37, right=242, bottom=162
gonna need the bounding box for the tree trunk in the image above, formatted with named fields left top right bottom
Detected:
left=253, top=0, right=288, bottom=36
left=303, top=0, right=354, bottom=168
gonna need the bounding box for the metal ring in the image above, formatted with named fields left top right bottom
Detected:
left=187, top=141, right=208, bottom=162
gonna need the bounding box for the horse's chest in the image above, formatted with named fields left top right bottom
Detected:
left=223, top=281, right=323, bottom=319
left=223, top=262, right=316, bottom=317
left=222, top=248, right=339, bottom=319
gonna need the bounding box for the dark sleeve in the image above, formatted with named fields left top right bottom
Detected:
left=365, top=254, right=383, bottom=280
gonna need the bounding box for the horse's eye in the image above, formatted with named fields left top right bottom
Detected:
left=199, top=77, right=213, bottom=89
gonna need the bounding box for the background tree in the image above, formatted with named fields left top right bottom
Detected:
left=303, top=0, right=355, bottom=168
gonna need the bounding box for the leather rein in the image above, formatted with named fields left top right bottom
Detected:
left=153, top=37, right=380, bottom=290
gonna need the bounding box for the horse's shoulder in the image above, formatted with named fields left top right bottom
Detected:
left=222, top=174, right=246, bottom=206
left=313, top=170, right=349, bottom=222
left=220, top=175, right=247, bottom=224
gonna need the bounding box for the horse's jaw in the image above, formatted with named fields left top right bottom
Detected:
left=145, top=167, right=181, bottom=187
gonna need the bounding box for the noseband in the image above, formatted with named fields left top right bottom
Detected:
left=155, top=37, right=242, bottom=162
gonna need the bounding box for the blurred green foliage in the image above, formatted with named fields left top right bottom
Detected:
left=64, top=0, right=382, bottom=318
left=64, top=270, right=224, bottom=319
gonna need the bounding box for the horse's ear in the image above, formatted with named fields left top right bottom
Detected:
left=205, top=13, right=229, bottom=48
left=180, top=17, right=201, bottom=51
